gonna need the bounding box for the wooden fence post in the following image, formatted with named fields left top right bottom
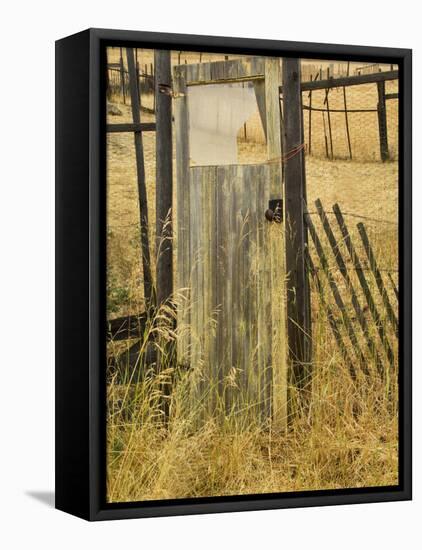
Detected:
left=119, top=47, right=126, bottom=104
left=343, top=62, right=353, bottom=159
left=135, top=56, right=142, bottom=108
left=155, top=50, right=174, bottom=418
left=324, top=84, right=334, bottom=159
left=106, top=66, right=111, bottom=101
left=308, top=88, right=312, bottom=155
left=155, top=50, right=174, bottom=310
left=282, top=57, right=312, bottom=392
left=377, top=80, right=389, bottom=161
left=126, top=48, right=155, bottom=314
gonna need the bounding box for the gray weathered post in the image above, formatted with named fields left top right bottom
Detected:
left=155, top=50, right=174, bottom=310
left=282, top=57, right=312, bottom=391
left=377, top=81, right=389, bottom=161
left=154, top=50, right=174, bottom=419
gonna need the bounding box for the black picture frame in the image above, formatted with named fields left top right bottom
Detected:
left=55, top=28, right=412, bottom=521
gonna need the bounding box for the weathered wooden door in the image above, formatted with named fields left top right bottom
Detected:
left=173, top=58, right=287, bottom=427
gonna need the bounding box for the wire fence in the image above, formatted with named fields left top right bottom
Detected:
left=302, top=78, right=398, bottom=162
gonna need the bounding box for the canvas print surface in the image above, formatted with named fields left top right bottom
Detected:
left=105, top=47, right=399, bottom=503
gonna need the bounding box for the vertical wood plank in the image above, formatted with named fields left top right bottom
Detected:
left=203, top=166, right=218, bottom=415
left=189, top=167, right=201, bottom=409
left=256, top=167, right=271, bottom=419
left=154, top=50, right=173, bottom=418
left=173, top=65, right=191, bottom=363
left=269, top=164, right=288, bottom=430
left=250, top=57, right=264, bottom=77
left=253, top=80, right=267, bottom=140
left=265, top=58, right=282, bottom=182
left=230, top=166, right=242, bottom=414
left=155, top=50, right=173, bottom=310
left=216, top=166, right=232, bottom=414
left=264, top=60, right=287, bottom=424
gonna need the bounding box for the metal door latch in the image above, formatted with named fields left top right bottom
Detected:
left=265, top=199, right=283, bottom=223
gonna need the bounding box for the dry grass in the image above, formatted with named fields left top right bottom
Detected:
left=107, top=297, right=398, bottom=503
left=106, top=48, right=399, bottom=503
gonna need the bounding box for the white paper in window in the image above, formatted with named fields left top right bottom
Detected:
left=188, top=82, right=258, bottom=165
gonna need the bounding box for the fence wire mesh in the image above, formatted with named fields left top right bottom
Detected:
left=302, top=79, right=399, bottom=162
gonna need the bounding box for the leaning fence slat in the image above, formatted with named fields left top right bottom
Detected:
left=357, top=222, right=398, bottom=335
left=107, top=313, right=148, bottom=341
left=305, top=251, right=356, bottom=379
left=304, top=211, right=367, bottom=371
left=388, top=272, right=399, bottom=302
left=333, top=203, right=395, bottom=371
left=315, top=199, right=381, bottom=375
left=126, top=47, right=156, bottom=314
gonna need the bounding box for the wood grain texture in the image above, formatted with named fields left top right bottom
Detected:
left=173, top=65, right=191, bottom=363
left=265, top=58, right=282, bottom=172
left=186, top=165, right=285, bottom=423
left=282, top=57, right=311, bottom=389
left=284, top=70, right=399, bottom=93
left=377, top=80, right=389, bottom=161
left=185, top=57, right=265, bottom=85
left=173, top=57, right=288, bottom=425
left=155, top=50, right=173, bottom=310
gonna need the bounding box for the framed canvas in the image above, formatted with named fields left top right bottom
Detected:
left=55, top=28, right=412, bottom=521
